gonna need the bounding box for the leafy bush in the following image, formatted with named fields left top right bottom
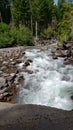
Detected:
left=0, top=23, right=33, bottom=48
left=16, top=27, right=33, bottom=46
left=40, top=26, right=53, bottom=39
left=0, top=32, right=14, bottom=48
left=0, top=22, right=9, bottom=33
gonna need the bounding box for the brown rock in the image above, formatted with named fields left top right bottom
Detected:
left=15, top=59, right=22, bottom=64
left=24, top=61, right=30, bottom=67
left=52, top=55, right=58, bottom=59
left=18, top=75, right=24, bottom=83
left=25, top=70, right=33, bottom=74
left=64, top=58, right=73, bottom=65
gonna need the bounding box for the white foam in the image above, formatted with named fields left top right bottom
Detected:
left=15, top=45, right=73, bottom=110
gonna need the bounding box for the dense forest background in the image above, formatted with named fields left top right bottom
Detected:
left=0, top=0, right=73, bottom=47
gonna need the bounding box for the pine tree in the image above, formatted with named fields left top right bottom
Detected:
left=0, top=0, right=11, bottom=23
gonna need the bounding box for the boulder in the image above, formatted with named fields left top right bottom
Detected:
left=0, top=104, right=73, bottom=130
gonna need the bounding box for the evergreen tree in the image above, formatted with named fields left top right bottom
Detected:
left=11, top=0, right=30, bottom=27
left=0, top=0, right=11, bottom=23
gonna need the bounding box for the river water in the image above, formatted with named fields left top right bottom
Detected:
left=14, top=44, right=73, bottom=110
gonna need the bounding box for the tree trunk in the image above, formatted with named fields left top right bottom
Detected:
left=71, top=20, right=73, bottom=40
left=0, top=12, right=2, bottom=22
left=35, top=21, right=38, bottom=39
left=30, top=15, right=33, bottom=35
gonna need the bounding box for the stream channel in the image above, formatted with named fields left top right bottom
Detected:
left=14, top=44, right=73, bottom=111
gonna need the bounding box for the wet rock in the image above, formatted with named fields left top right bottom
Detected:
left=62, top=40, right=68, bottom=50
left=71, top=95, right=73, bottom=100
left=15, top=59, right=22, bottom=64
left=25, top=69, right=33, bottom=74
left=62, top=75, right=70, bottom=81
left=27, top=59, right=33, bottom=63
left=24, top=59, right=33, bottom=67
left=52, top=55, right=58, bottom=59
left=24, top=61, right=30, bottom=67
left=22, top=51, right=25, bottom=55
left=18, top=75, right=24, bottom=84
left=64, top=58, right=73, bottom=65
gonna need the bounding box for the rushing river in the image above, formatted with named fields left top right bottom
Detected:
left=14, top=44, right=73, bottom=110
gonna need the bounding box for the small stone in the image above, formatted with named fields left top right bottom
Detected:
left=0, top=66, right=7, bottom=71
left=24, top=61, right=30, bottom=67
left=25, top=70, right=33, bottom=74
left=18, top=75, right=24, bottom=83
left=52, top=55, right=58, bottom=59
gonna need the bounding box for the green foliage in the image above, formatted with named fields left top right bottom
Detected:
left=0, top=31, right=14, bottom=48
left=40, top=26, right=53, bottom=39
left=0, top=23, right=33, bottom=48
left=11, top=0, right=55, bottom=35
left=1, top=0, right=73, bottom=46
left=56, top=1, right=73, bottom=42
left=0, top=22, right=9, bottom=32
left=0, top=0, right=11, bottom=23
left=0, top=22, right=13, bottom=48
left=11, top=0, right=30, bottom=27
left=16, top=27, right=33, bottom=46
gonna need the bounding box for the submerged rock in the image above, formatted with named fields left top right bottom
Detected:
left=24, top=59, right=33, bottom=67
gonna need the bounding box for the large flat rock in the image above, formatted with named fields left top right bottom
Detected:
left=0, top=103, right=73, bottom=130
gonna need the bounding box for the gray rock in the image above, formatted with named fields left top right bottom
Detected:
left=0, top=104, right=73, bottom=130
left=0, top=66, right=7, bottom=71
left=0, top=77, right=6, bottom=88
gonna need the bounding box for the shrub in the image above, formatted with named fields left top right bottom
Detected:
left=0, top=23, right=33, bottom=48
left=40, top=26, right=53, bottom=39
left=0, top=32, right=14, bottom=48
left=0, top=22, right=9, bottom=33
left=16, top=27, right=33, bottom=46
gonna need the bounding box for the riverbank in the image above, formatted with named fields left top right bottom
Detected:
left=0, top=46, right=33, bottom=102
left=52, top=41, right=73, bottom=65
left=0, top=38, right=57, bottom=103
left=0, top=40, right=73, bottom=105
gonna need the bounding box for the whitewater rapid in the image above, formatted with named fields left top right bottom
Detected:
left=14, top=44, right=73, bottom=110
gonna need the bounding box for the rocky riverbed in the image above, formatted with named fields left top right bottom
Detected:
left=52, top=41, right=73, bottom=65
left=0, top=40, right=73, bottom=107
left=0, top=46, right=35, bottom=102
left=0, top=39, right=57, bottom=103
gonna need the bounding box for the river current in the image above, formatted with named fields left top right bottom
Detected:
left=14, top=44, right=73, bottom=110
